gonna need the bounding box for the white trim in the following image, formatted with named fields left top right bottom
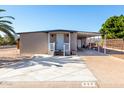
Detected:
left=106, top=47, right=124, bottom=52
left=50, top=43, right=55, bottom=51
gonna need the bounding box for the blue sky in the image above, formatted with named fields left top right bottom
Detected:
left=0, top=5, right=124, bottom=33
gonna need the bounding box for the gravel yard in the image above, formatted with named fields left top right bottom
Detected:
left=78, top=50, right=124, bottom=88
left=0, top=47, right=32, bottom=68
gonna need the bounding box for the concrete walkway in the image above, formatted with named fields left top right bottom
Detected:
left=78, top=50, right=124, bottom=88
left=0, top=55, right=97, bottom=87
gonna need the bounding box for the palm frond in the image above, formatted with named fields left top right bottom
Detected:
left=0, top=16, right=15, bottom=20
left=0, top=20, right=13, bottom=24
left=0, top=9, right=15, bottom=44
left=0, top=27, right=15, bottom=41
left=0, top=9, right=6, bottom=12
left=0, top=24, right=15, bottom=34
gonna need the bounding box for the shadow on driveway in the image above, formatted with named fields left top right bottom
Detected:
left=2, top=56, right=85, bottom=70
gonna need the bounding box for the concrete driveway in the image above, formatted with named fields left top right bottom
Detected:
left=0, top=55, right=97, bottom=87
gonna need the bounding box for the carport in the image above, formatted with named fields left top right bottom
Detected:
left=77, top=32, right=101, bottom=49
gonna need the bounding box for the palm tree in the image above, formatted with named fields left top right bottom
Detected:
left=0, top=9, right=15, bottom=44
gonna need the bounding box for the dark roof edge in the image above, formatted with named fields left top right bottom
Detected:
left=17, top=29, right=100, bottom=34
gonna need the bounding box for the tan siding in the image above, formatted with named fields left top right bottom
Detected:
left=20, top=32, right=48, bottom=55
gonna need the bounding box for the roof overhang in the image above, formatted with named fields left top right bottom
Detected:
left=17, top=29, right=101, bottom=38
left=17, top=29, right=78, bottom=34
left=77, top=31, right=101, bottom=38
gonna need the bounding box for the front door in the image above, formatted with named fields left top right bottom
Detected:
left=56, top=34, right=64, bottom=50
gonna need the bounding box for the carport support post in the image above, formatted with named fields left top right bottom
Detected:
left=69, top=32, right=71, bottom=55
left=63, top=44, right=65, bottom=56
left=48, top=32, right=50, bottom=54
left=104, top=34, right=106, bottom=54
left=89, top=38, right=91, bottom=49
left=98, top=45, right=100, bottom=53
left=98, top=36, right=100, bottom=53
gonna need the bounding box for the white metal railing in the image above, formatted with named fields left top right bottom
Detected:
left=63, top=43, right=70, bottom=56
left=50, top=43, right=55, bottom=51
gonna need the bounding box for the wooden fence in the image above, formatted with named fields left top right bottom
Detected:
left=106, top=39, right=124, bottom=50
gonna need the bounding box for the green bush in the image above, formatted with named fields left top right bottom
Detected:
left=100, top=15, right=124, bottom=39
left=0, top=35, right=16, bottom=45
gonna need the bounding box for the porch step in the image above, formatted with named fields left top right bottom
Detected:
left=54, top=51, right=63, bottom=56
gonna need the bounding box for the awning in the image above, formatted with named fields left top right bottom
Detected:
left=77, top=31, right=101, bottom=38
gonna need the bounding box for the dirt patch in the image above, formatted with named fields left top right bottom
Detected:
left=0, top=47, right=32, bottom=68
left=79, top=50, right=124, bottom=88
left=111, top=54, right=124, bottom=59
left=98, top=47, right=124, bottom=59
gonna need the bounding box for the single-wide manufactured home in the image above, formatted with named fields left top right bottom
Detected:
left=18, top=29, right=100, bottom=56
